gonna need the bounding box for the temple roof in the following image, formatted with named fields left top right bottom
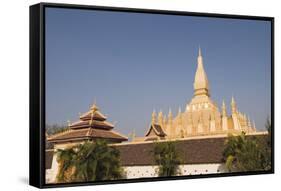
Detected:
left=47, top=103, right=128, bottom=143
left=79, top=110, right=107, bottom=121
left=70, top=120, right=114, bottom=130
left=47, top=128, right=128, bottom=143
left=70, top=103, right=113, bottom=130
left=145, top=124, right=166, bottom=137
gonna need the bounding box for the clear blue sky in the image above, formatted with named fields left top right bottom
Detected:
left=45, top=7, right=271, bottom=136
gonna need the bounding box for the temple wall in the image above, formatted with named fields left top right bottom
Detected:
left=124, top=163, right=227, bottom=179
left=46, top=156, right=227, bottom=183
left=46, top=169, right=56, bottom=184
left=46, top=152, right=59, bottom=184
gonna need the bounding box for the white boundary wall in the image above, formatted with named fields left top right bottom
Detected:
left=124, top=164, right=227, bottom=179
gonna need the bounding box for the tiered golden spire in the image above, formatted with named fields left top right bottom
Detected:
left=194, top=46, right=210, bottom=97
left=231, top=96, right=237, bottom=114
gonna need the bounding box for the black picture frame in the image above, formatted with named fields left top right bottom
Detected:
left=29, top=2, right=274, bottom=188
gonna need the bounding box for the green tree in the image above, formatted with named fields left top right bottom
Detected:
left=56, top=140, right=124, bottom=183
left=223, top=123, right=272, bottom=172
left=262, top=118, right=272, bottom=170
left=56, top=147, right=77, bottom=182
left=153, top=141, right=181, bottom=177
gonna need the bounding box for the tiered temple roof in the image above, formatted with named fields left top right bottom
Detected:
left=144, top=124, right=166, bottom=141
left=47, top=104, right=128, bottom=143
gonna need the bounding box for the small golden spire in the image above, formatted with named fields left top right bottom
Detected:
left=253, top=120, right=256, bottom=131
left=67, top=120, right=71, bottom=127
left=158, top=110, right=163, bottom=125
left=178, top=106, right=181, bottom=114
left=129, top=129, right=136, bottom=141
left=247, top=115, right=251, bottom=127
left=231, top=96, right=237, bottom=114
left=152, top=110, right=156, bottom=124
left=222, top=100, right=227, bottom=117
left=168, top=108, right=173, bottom=118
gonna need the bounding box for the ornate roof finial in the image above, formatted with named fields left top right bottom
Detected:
left=91, top=99, right=99, bottom=111
left=129, top=129, right=136, bottom=141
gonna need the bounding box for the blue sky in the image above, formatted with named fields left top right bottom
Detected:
left=45, top=7, right=271, bottom=136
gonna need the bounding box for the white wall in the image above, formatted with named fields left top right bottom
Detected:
left=0, top=0, right=279, bottom=191
left=124, top=164, right=226, bottom=179
left=46, top=163, right=226, bottom=182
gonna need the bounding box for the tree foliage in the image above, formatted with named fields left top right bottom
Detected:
left=223, top=119, right=272, bottom=172
left=46, top=124, right=68, bottom=136
left=56, top=140, right=124, bottom=183
left=153, top=141, right=181, bottom=177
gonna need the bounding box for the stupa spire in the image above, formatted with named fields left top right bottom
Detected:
left=231, top=96, right=237, bottom=114
left=158, top=110, right=163, bottom=125
left=193, top=46, right=210, bottom=97
left=222, top=100, right=227, bottom=117
left=152, top=110, right=156, bottom=124
left=168, top=108, right=173, bottom=121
